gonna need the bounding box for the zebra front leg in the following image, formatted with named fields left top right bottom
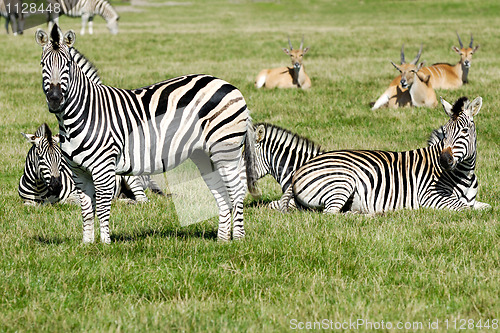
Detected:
left=88, top=16, right=94, bottom=35
left=81, top=13, right=90, bottom=35
left=94, top=170, right=116, bottom=244
left=72, top=170, right=96, bottom=243
left=191, top=150, right=232, bottom=241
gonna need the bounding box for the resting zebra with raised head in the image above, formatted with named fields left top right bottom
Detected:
left=35, top=25, right=259, bottom=243
left=281, top=96, right=491, bottom=213
left=47, top=0, right=119, bottom=35
left=254, top=123, right=323, bottom=209
left=19, top=123, right=159, bottom=205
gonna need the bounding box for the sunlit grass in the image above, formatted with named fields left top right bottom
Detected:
left=0, top=0, right=498, bottom=331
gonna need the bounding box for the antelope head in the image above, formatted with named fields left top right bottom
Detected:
left=453, top=32, right=479, bottom=69
left=390, top=44, right=424, bottom=89
left=282, top=36, right=309, bottom=73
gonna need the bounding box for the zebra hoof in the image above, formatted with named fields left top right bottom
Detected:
left=83, top=235, right=95, bottom=244
left=474, top=201, right=492, bottom=210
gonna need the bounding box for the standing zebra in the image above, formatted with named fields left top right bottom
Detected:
left=254, top=123, right=323, bottom=209
left=47, top=0, right=119, bottom=35
left=281, top=96, right=490, bottom=213
left=0, top=0, right=24, bottom=35
left=35, top=25, right=259, bottom=243
left=19, top=123, right=158, bottom=205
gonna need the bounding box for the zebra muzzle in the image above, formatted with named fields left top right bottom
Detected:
left=47, top=176, right=62, bottom=196
left=46, top=84, right=64, bottom=112
left=439, top=147, right=455, bottom=171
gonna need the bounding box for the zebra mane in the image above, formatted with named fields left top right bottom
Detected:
left=35, top=123, right=55, bottom=146
left=69, top=47, right=101, bottom=84
left=451, top=96, right=469, bottom=120
left=427, top=126, right=445, bottom=146
left=256, top=122, right=323, bottom=152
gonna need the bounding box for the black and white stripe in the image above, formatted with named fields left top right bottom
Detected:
left=47, top=0, right=119, bottom=35
left=36, top=25, right=259, bottom=243
left=19, top=123, right=158, bottom=205
left=254, top=123, right=323, bottom=209
left=281, top=97, right=490, bottom=213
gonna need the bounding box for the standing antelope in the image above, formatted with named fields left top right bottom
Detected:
left=255, top=37, right=311, bottom=89
left=372, top=45, right=437, bottom=109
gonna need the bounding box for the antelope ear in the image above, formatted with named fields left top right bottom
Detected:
left=35, top=29, right=49, bottom=46
left=282, top=48, right=291, bottom=55
left=63, top=30, right=76, bottom=47
left=255, top=125, right=266, bottom=143
left=440, top=97, right=454, bottom=118
left=467, top=97, right=482, bottom=117
left=21, top=133, right=40, bottom=145
left=391, top=61, right=401, bottom=72
left=52, top=134, right=60, bottom=144
left=452, top=46, right=461, bottom=54
left=472, top=45, right=480, bottom=53
left=303, top=47, right=309, bottom=54
left=417, top=62, right=425, bottom=71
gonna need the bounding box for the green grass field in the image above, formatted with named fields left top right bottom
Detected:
left=1, top=0, right=499, bottom=331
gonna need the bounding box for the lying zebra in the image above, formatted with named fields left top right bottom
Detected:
left=19, top=123, right=163, bottom=205
left=254, top=123, right=323, bottom=209
left=280, top=96, right=491, bottom=213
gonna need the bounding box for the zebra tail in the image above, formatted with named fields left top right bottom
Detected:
left=244, top=118, right=261, bottom=198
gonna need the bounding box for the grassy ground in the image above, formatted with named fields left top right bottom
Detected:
left=0, top=0, right=499, bottom=331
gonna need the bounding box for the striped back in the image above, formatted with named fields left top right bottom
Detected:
left=254, top=123, right=323, bottom=192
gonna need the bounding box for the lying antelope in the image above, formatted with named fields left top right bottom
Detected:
left=425, top=32, right=480, bottom=88
left=255, top=37, right=311, bottom=89
left=373, top=34, right=479, bottom=110
left=372, top=45, right=436, bottom=109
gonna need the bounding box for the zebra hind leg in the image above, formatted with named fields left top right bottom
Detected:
left=191, top=150, right=232, bottom=241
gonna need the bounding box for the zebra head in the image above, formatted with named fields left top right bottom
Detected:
left=22, top=123, right=63, bottom=196
left=35, top=24, right=76, bottom=113
left=438, top=96, right=482, bottom=171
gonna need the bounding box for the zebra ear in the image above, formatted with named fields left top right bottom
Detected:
left=52, top=134, right=60, bottom=144
left=467, top=97, right=482, bottom=117
left=63, top=30, right=76, bottom=47
left=35, top=29, right=49, bottom=47
left=21, top=133, right=40, bottom=145
left=255, top=125, right=266, bottom=143
left=440, top=96, right=454, bottom=118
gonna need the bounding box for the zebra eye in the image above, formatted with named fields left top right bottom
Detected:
left=461, top=128, right=469, bottom=134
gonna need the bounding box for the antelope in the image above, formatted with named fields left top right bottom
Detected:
left=255, top=37, right=311, bottom=89
left=372, top=45, right=435, bottom=109
left=391, top=61, right=437, bottom=108
left=373, top=34, right=479, bottom=109
left=424, top=33, right=480, bottom=89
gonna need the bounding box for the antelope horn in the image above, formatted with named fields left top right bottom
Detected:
left=456, top=31, right=464, bottom=48
left=411, top=44, right=423, bottom=65
left=469, top=33, right=474, bottom=48
left=300, top=35, right=304, bottom=50
left=288, top=36, right=293, bottom=50
left=400, top=44, right=406, bottom=64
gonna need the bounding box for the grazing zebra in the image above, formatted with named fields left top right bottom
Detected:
left=35, top=25, right=259, bottom=243
left=19, top=123, right=158, bottom=205
left=281, top=96, right=491, bottom=213
left=47, top=0, right=119, bottom=35
left=254, top=123, right=323, bottom=209
left=0, top=0, right=24, bottom=35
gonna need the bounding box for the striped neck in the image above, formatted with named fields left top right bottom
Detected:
left=98, top=1, right=119, bottom=22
